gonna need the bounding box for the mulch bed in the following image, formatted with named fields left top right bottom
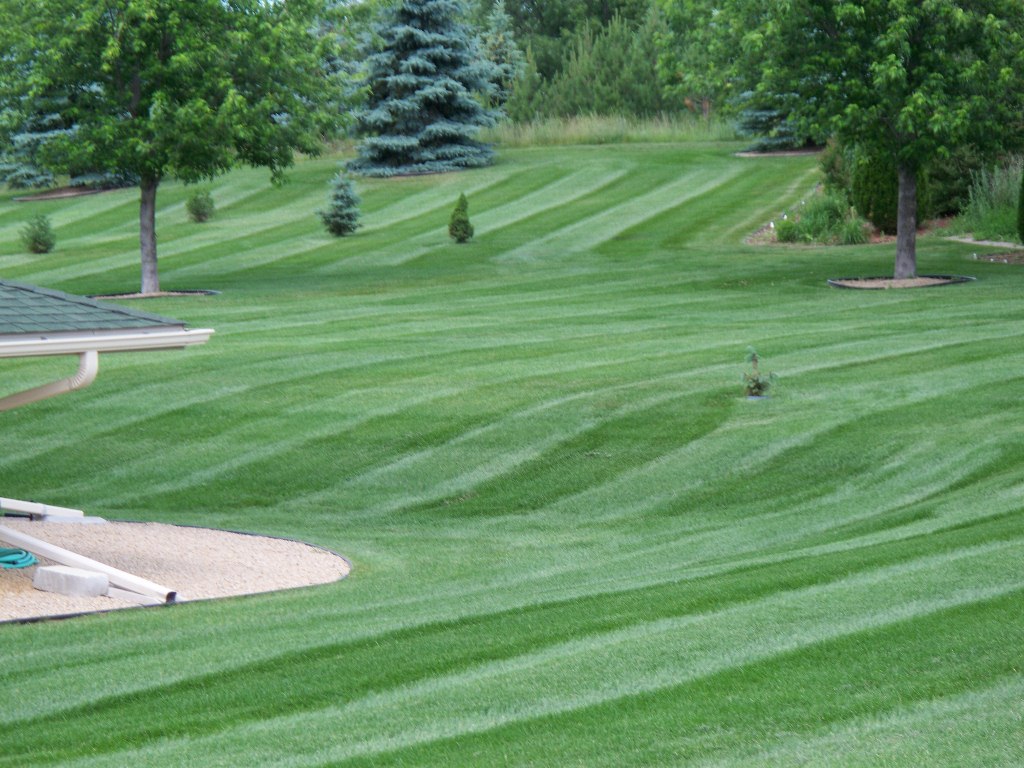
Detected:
left=90, top=290, right=220, bottom=300
left=972, top=251, right=1024, bottom=265
left=14, top=186, right=115, bottom=202
left=827, top=275, right=975, bottom=289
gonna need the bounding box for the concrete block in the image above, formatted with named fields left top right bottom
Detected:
left=33, top=565, right=109, bottom=597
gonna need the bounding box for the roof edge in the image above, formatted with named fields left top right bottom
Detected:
left=0, top=327, right=214, bottom=358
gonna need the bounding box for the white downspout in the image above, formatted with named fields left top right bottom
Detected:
left=0, top=350, right=99, bottom=412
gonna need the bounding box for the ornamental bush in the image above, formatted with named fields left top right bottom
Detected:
left=449, top=193, right=473, bottom=243
left=185, top=188, right=215, bottom=223
left=319, top=174, right=361, bottom=236
left=20, top=214, right=56, bottom=254
left=851, top=151, right=899, bottom=235
left=775, top=191, right=867, bottom=245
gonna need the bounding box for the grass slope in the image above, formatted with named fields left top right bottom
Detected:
left=0, top=143, right=1022, bottom=767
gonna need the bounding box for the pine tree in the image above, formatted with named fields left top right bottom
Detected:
left=449, top=193, right=473, bottom=242
left=0, top=107, right=66, bottom=189
left=479, top=0, right=525, bottom=107
left=319, top=173, right=362, bottom=236
left=350, top=0, right=497, bottom=177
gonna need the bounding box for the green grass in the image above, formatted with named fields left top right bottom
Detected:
left=1, top=142, right=1022, bottom=767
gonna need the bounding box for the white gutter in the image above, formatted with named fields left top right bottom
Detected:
left=0, top=350, right=98, bottom=412
left=0, top=327, right=214, bottom=358
left=0, top=327, right=213, bottom=411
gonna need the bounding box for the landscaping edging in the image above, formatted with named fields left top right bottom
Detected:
left=827, top=275, right=976, bottom=289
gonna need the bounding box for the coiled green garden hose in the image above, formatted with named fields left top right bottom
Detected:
left=0, top=548, right=37, bottom=568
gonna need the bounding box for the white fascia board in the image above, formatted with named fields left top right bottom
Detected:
left=0, top=327, right=214, bottom=359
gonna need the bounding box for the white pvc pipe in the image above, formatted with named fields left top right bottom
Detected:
left=0, top=350, right=99, bottom=412
left=0, top=497, right=84, bottom=518
left=0, top=523, right=176, bottom=603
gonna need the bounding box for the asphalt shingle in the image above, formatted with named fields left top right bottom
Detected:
left=0, top=280, right=185, bottom=335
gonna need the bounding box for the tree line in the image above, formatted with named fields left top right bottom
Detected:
left=2, top=0, right=1023, bottom=288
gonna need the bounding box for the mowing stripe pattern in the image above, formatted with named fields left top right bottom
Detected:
left=1, top=144, right=1022, bottom=767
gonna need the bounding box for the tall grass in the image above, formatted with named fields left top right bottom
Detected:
left=482, top=113, right=737, bottom=147
left=0, top=144, right=1022, bottom=767
left=954, top=155, right=1023, bottom=242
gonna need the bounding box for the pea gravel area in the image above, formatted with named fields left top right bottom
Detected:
left=0, top=519, right=350, bottom=622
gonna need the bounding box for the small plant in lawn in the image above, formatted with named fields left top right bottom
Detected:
left=20, top=214, right=56, bottom=254
left=319, top=173, right=361, bottom=236
left=449, top=193, right=474, bottom=243
left=185, top=188, right=215, bottom=222
left=742, top=346, right=777, bottom=397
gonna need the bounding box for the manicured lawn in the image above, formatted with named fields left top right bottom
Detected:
left=1, top=142, right=1022, bottom=767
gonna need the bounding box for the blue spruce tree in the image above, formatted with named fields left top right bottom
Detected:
left=349, top=0, right=497, bottom=176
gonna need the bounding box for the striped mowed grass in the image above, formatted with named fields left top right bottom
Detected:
left=0, top=143, right=1022, bottom=767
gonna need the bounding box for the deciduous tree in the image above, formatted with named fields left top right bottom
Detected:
left=0, top=0, right=341, bottom=294
left=732, top=0, right=1024, bottom=278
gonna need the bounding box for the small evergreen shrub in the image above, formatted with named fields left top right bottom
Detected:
left=185, top=188, right=215, bottom=223
left=20, top=214, right=56, bottom=254
left=319, top=174, right=361, bottom=236
left=449, top=193, right=474, bottom=243
left=851, top=151, right=899, bottom=234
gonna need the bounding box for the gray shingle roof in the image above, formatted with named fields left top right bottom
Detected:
left=0, top=280, right=185, bottom=335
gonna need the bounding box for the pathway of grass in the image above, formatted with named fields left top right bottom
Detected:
left=0, top=143, right=1021, bottom=767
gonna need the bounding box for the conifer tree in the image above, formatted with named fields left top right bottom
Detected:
left=350, top=0, right=497, bottom=176
left=319, top=173, right=362, bottom=236
left=479, top=0, right=525, bottom=107
left=448, top=193, right=473, bottom=242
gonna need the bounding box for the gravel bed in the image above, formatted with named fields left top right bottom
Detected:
left=0, top=519, right=349, bottom=622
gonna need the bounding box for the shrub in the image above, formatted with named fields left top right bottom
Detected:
left=185, top=188, right=215, bottom=223
left=837, top=216, right=869, bottom=245
left=20, top=214, right=56, bottom=254
left=449, top=193, right=474, bottom=243
left=774, top=190, right=868, bottom=245
left=956, top=155, right=1022, bottom=242
left=851, top=151, right=899, bottom=234
left=1019, top=167, right=1024, bottom=244
left=319, top=174, right=361, bottom=236
left=775, top=217, right=800, bottom=243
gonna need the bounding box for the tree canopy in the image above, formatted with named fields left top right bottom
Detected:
left=729, top=0, right=1024, bottom=277
left=0, top=0, right=342, bottom=294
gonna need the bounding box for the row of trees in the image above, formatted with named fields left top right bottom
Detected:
left=2, top=0, right=1024, bottom=286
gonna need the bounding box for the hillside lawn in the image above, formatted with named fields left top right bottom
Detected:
left=0, top=142, right=1022, bottom=766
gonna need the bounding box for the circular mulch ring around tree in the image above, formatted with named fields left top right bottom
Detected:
left=827, top=275, right=975, bottom=290
left=89, top=289, right=221, bottom=300
left=14, top=186, right=116, bottom=202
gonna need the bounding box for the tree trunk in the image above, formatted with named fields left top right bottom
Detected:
left=139, top=177, right=160, bottom=294
left=894, top=163, right=917, bottom=279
